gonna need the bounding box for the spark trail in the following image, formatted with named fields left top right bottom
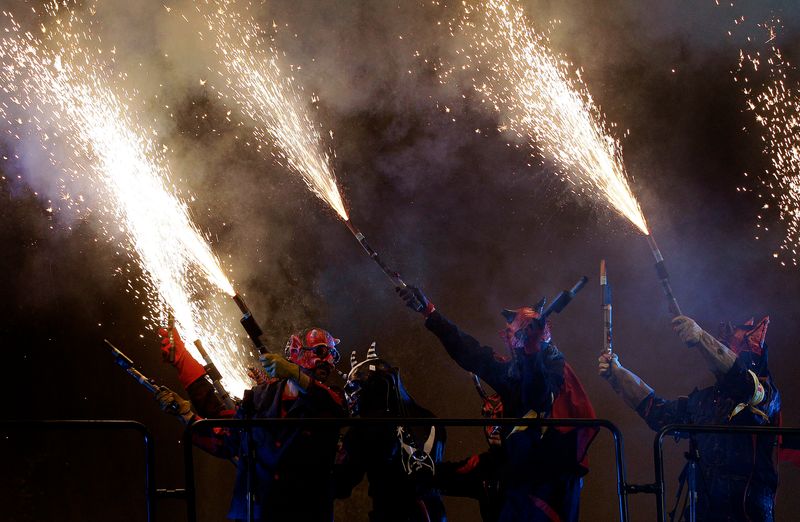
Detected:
left=736, top=24, right=800, bottom=267
left=197, top=0, right=348, bottom=220
left=440, top=0, right=648, bottom=234
left=0, top=4, right=250, bottom=395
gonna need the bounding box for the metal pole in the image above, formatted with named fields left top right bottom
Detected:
left=645, top=233, right=683, bottom=317
left=601, top=260, right=612, bottom=355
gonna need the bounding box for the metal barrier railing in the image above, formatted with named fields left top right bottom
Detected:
left=653, top=423, right=800, bottom=522
left=184, top=417, right=628, bottom=522
left=0, top=419, right=155, bottom=522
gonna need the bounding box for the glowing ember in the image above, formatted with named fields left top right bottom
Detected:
left=0, top=4, right=250, bottom=395
left=737, top=29, right=800, bottom=267
left=439, top=0, right=648, bottom=234
left=198, top=0, right=348, bottom=220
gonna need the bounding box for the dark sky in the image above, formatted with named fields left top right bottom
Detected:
left=3, top=1, right=800, bottom=520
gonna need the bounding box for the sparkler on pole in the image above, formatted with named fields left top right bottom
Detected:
left=0, top=6, right=250, bottom=395
left=537, top=276, right=589, bottom=327
left=231, top=293, right=270, bottom=354
left=645, top=234, right=683, bottom=318
left=600, top=260, right=612, bottom=355
left=199, top=1, right=422, bottom=305
left=106, top=338, right=180, bottom=414
left=441, top=1, right=691, bottom=317
left=167, top=312, right=177, bottom=364
left=193, top=339, right=237, bottom=410
left=343, top=219, right=424, bottom=311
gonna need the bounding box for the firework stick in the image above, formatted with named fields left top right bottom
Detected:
left=645, top=234, right=683, bottom=317
left=193, top=339, right=236, bottom=410
left=167, top=312, right=176, bottom=364
left=344, top=220, right=424, bottom=312
left=600, top=260, right=612, bottom=355
left=232, top=293, right=270, bottom=355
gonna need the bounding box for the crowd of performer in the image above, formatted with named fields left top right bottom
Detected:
left=152, top=283, right=783, bottom=522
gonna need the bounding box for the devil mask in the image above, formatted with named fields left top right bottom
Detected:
left=499, top=298, right=552, bottom=355
left=284, top=327, right=341, bottom=382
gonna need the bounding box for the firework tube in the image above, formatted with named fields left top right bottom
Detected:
left=167, top=312, right=176, bottom=364
left=344, top=219, right=424, bottom=312
left=105, top=339, right=179, bottom=413
left=601, top=260, right=612, bottom=355
left=232, top=293, right=270, bottom=354
left=472, top=373, right=488, bottom=400
left=645, top=234, right=683, bottom=317
left=193, top=339, right=237, bottom=410
left=537, top=276, right=589, bottom=327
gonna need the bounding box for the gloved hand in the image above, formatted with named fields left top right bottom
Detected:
left=396, top=285, right=434, bottom=316
left=260, top=353, right=302, bottom=381
left=158, top=326, right=206, bottom=389
left=671, top=315, right=703, bottom=346
left=598, top=351, right=621, bottom=380
left=155, top=387, right=193, bottom=424
left=247, top=365, right=270, bottom=386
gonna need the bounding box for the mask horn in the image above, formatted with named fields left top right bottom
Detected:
left=350, top=350, right=358, bottom=369
left=367, top=341, right=378, bottom=359
left=501, top=309, right=518, bottom=324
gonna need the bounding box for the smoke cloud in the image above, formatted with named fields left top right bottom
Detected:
left=3, top=1, right=800, bottom=519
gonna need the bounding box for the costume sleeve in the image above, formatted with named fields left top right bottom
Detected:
left=434, top=449, right=502, bottom=499
left=636, top=393, right=690, bottom=433
left=718, top=357, right=768, bottom=405
left=189, top=415, right=240, bottom=460
left=333, top=430, right=367, bottom=498
left=424, top=310, right=509, bottom=393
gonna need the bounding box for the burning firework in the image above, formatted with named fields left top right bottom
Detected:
left=0, top=4, right=250, bottom=395
left=439, top=0, right=648, bottom=235
left=736, top=27, right=800, bottom=267
left=197, top=0, right=348, bottom=220
left=193, top=0, right=417, bottom=291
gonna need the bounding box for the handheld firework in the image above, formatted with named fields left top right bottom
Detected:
left=167, top=312, right=176, bottom=364
left=232, top=293, right=270, bottom=354
left=537, top=275, right=589, bottom=328
left=193, top=339, right=237, bottom=410
left=472, top=373, right=488, bottom=400
left=600, top=260, right=612, bottom=355
left=645, top=234, right=683, bottom=317
left=105, top=339, right=179, bottom=414
left=344, top=219, right=424, bottom=312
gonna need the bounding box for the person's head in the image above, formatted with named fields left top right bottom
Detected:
left=717, top=316, right=770, bottom=373
left=284, top=327, right=340, bottom=382
left=499, top=298, right=552, bottom=356
left=480, top=392, right=504, bottom=446
left=344, top=343, right=414, bottom=417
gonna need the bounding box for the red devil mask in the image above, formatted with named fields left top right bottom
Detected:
left=284, top=327, right=341, bottom=371
left=717, top=316, right=769, bottom=357
left=499, top=301, right=552, bottom=355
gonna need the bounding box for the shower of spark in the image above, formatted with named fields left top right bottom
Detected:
left=440, top=0, right=648, bottom=234
left=195, top=0, right=348, bottom=220
left=736, top=27, right=800, bottom=267
left=0, top=5, right=250, bottom=395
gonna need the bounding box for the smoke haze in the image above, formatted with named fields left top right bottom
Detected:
left=2, top=1, right=800, bottom=520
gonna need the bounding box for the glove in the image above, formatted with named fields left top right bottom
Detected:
left=247, top=365, right=271, bottom=386
left=598, top=351, right=620, bottom=380
left=159, top=326, right=206, bottom=389
left=260, top=353, right=302, bottom=381
left=155, top=387, right=192, bottom=417
left=671, top=315, right=703, bottom=346
left=396, top=285, right=434, bottom=316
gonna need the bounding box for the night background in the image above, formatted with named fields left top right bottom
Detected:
left=2, top=0, right=800, bottom=520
